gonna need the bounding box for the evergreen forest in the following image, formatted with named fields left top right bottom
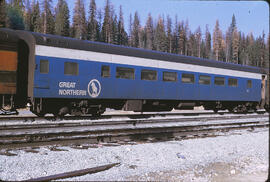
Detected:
left=0, top=0, right=269, bottom=69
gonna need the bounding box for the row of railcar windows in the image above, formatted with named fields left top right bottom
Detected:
left=101, top=65, right=252, bottom=88
left=39, top=60, right=252, bottom=88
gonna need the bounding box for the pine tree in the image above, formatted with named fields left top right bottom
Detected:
left=213, top=20, right=223, bottom=60
left=6, top=2, right=25, bottom=29
left=172, top=15, right=178, bottom=54
left=87, top=0, right=98, bottom=41
left=187, top=31, right=196, bottom=56
left=166, top=15, right=172, bottom=53
left=254, top=38, right=262, bottom=67
left=117, top=6, right=128, bottom=45
left=225, top=30, right=230, bottom=61
left=220, top=36, right=226, bottom=61
left=41, top=0, right=55, bottom=34
left=246, top=33, right=255, bottom=66
left=145, top=13, right=154, bottom=50
left=200, top=39, right=206, bottom=58
left=111, top=14, right=118, bottom=44
left=128, top=13, right=132, bottom=46
left=195, top=26, right=202, bottom=57
left=258, top=31, right=266, bottom=67
left=178, top=20, right=189, bottom=55
left=131, top=11, right=140, bottom=48
left=238, top=32, right=247, bottom=65
left=213, top=20, right=219, bottom=60
left=262, top=32, right=266, bottom=68
left=183, top=20, right=190, bottom=55
left=139, top=26, right=145, bottom=48
left=101, top=0, right=115, bottom=43
left=232, top=28, right=239, bottom=63
left=154, top=16, right=167, bottom=52
left=225, top=14, right=237, bottom=62
left=178, top=21, right=185, bottom=55
left=55, top=0, right=70, bottom=36
left=30, top=0, right=42, bottom=32
left=247, top=33, right=262, bottom=67
left=73, top=0, right=87, bottom=39
left=0, top=0, right=7, bottom=28
left=205, top=24, right=211, bottom=59
left=24, top=0, right=31, bottom=30
left=101, top=0, right=112, bottom=43
left=265, top=33, right=270, bottom=69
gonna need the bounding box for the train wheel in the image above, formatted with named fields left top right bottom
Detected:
left=58, top=106, right=69, bottom=116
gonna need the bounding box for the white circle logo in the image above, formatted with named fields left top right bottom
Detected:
left=88, top=79, right=101, bottom=98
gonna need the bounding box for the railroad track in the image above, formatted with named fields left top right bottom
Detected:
left=0, top=113, right=268, bottom=149
left=0, top=109, right=267, bottom=123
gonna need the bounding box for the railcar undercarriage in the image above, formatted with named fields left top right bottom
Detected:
left=27, top=98, right=267, bottom=117
left=202, top=101, right=260, bottom=113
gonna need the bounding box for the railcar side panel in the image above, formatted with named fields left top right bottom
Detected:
left=33, top=55, right=261, bottom=102
left=198, top=73, right=213, bottom=100
left=136, top=66, right=161, bottom=99
left=178, top=71, right=197, bottom=100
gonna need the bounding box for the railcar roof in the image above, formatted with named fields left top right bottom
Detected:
left=0, top=28, right=267, bottom=75
left=0, top=28, right=20, bottom=51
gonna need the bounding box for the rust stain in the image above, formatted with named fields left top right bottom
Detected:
left=0, top=50, right=17, bottom=71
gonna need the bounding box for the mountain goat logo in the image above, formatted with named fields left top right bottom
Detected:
left=88, top=79, right=101, bottom=98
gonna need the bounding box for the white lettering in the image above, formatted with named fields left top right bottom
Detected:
left=59, top=89, right=87, bottom=96
left=58, top=82, right=86, bottom=96
left=59, top=82, right=76, bottom=88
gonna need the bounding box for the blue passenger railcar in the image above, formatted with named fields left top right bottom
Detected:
left=0, top=28, right=268, bottom=116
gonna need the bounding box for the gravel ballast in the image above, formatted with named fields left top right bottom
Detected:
left=0, top=129, right=268, bottom=181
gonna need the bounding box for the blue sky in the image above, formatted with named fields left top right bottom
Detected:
left=62, top=0, right=269, bottom=38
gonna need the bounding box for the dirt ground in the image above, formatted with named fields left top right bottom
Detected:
left=127, top=161, right=268, bottom=182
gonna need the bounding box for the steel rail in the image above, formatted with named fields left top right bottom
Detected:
left=0, top=116, right=268, bottom=147
left=0, top=110, right=266, bottom=122
left=0, top=113, right=268, bottom=131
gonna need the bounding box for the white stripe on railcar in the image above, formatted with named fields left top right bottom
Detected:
left=35, top=45, right=261, bottom=79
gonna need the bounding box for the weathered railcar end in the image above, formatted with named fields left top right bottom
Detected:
left=0, top=28, right=36, bottom=112
left=0, top=28, right=19, bottom=111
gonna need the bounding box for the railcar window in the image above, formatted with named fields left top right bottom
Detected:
left=182, top=73, right=195, bottom=83
left=64, top=62, right=78, bottom=75
left=0, top=71, right=16, bottom=83
left=199, top=75, right=211, bottom=85
left=116, top=67, right=135, bottom=79
left=163, top=71, right=177, bottom=82
left=214, top=77, right=225, bottom=86
left=101, top=65, right=110, bottom=78
left=247, top=80, right=252, bottom=88
left=141, top=69, right=157, bottom=81
left=40, top=60, right=49, bottom=74
left=228, top=78, right=238, bottom=87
